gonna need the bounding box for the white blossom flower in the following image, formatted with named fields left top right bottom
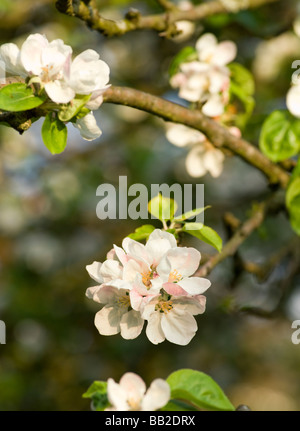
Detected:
left=287, top=84, right=300, bottom=118
left=0, top=43, right=27, bottom=77
left=170, top=33, right=236, bottom=117
left=142, top=295, right=207, bottom=345
left=86, top=229, right=211, bottom=345
left=185, top=144, right=225, bottom=178
left=105, top=372, right=170, bottom=411
left=73, top=112, right=102, bottom=140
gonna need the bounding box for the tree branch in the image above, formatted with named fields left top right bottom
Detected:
left=103, top=86, right=290, bottom=188
left=55, top=0, right=280, bottom=37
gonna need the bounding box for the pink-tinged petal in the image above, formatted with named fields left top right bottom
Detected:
left=123, top=259, right=147, bottom=283
left=142, top=379, right=171, bottom=411
left=119, top=372, right=146, bottom=403
left=157, top=247, right=201, bottom=279
left=120, top=310, right=144, bottom=340
left=129, top=288, right=144, bottom=311
left=20, top=33, right=48, bottom=75
left=86, top=261, right=103, bottom=284
left=202, top=94, right=225, bottom=117
left=145, top=312, right=165, bottom=345
left=229, top=126, right=241, bottom=138
left=94, top=305, right=123, bottom=335
left=211, top=41, right=237, bottom=66
left=185, top=146, right=208, bottom=178
left=209, top=69, right=229, bottom=94
left=177, top=276, right=211, bottom=295
left=161, top=308, right=197, bottom=345
left=163, top=282, right=188, bottom=296
left=106, top=248, right=116, bottom=260
left=45, top=80, right=75, bottom=104
left=99, top=259, right=122, bottom=282
left=287, top=85, right=300, bottom=118
left=203, top=148, right=224, bottom=178
left=107, top=378, right=129, bottom=411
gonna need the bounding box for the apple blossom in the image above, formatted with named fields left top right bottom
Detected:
left=85, top=229, right=211, bottom=345
left=73, top=112, right=102, bottom=141
left=170, top=33, right=236, bottom=117
left=105, top=372, right=170, bottom=411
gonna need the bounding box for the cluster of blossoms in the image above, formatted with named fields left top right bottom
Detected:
left=0, top=33, right=110, bottom=140
left=166, top=123, right=241, bottom=178
left=105, top=372, right=170, bottom=411
left=167, top=33, right=238, bottom=178
left=86, top=229, right=211, bottom=346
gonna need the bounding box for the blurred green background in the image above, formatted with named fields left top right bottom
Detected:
left=0, top=0, right=300, bottom=411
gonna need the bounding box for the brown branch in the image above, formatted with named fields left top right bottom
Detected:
left=103, top=86, right=290, bottom=188
left=55, top=0, right=280, bottom=37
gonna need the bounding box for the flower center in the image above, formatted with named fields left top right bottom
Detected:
left=116, top=293, right=130, bottom=309
left=168, top=269, right=182, bottom=283
left=155, top=299, right=173, bottom=314
left=141, top=265, right=158, bottom=289
left=127, top=397, right=141, bottom=411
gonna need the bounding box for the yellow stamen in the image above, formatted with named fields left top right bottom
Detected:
left=168, top=269, right=182, bottom=283
left=117, top=294, right=130, bottom=309
left=156, top=300, right=173, bottom=314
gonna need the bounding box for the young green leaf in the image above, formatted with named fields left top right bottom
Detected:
left=173, top=206, right=211, bottom=222
left=127, top=224, right=156, bottom=241
left=0, top=83, right=46, bottom=111
left=58, top=94, right=91, bottom=122
left=41, top=113, right=68, bottom=154
left=183, top=224, right=222, bottom=252
left=82, top=381, right=110, bottom=411
left=148, top=194, right=177, bottom=221
left=259, top=111, right=300, bottom=162
left=166, top=369, right=235, bottom=411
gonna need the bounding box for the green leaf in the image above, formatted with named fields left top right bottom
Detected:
left=166, top=369, right=235, bottom=411
left=183, top=224, right=222, bottom=252
left=82, top=381, right=110, bottom=411
left=173, top=206, right=211, bottom=222
left=148, top=193, right=178, bottom=221
left=286, top=176, right=300, bottom=235
left=259, top=111, right=300, bottom=162
left=127, top=224, right=156, bottom=241
left=41, top=113, right=68, bottom=154
left=58, top=94, right=91, bottom=122
left=169, top=46, right=198, bottom=77
left=0, top=83, right=46, bottom=112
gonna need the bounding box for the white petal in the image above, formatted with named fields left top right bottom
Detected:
left=120, top=373, right=146, bottom=408
left=203, top=148, right=225, bottom=178
left=113, top=244, right=128, bottom=266
left=94, top=305, right=123, bottom=335
left=148, top=229, right=177, bottom=248
left=69, top=49, right=110, bottom=94
left=145, top=312, right=165, bottom=345
left=166, top=123, right=205, bottom=147
left=86, top=261, right=103, bottom=284
left=100, top=259, right=122, bottom=282
left=202, top=94, right=225, bottom=117
left=157, top=247, right=201, bottom=279
left=173, top=295, right=206, bottom=315
left=142, top=379, right=170, bottom=411
left=185, top=146, right=208, bottom=177
left=42, top=38, right=72, bottom=75
left=45, top=80, right=75, bottom=104
left=73, top=113, right=102, bottom=141
left=85, top=285, right=101, bottom=302
left=119, top=310, right=144, bottom=339
left=0, top=43, right=26, bottom=76
left=177, top=276, right=211, bottom=295
left=161, top=308, right=197, bottom=345
left=196, top=33, right=218, bottom=60
left=287, top=85, right=300, bottom=118
left=107, top=378, right=129, bottom=411
left=20, top=33, right=48, bottom=75
left=85, top=86, right=110, bottom=110
left=210, top=41, right=237, bottom=66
